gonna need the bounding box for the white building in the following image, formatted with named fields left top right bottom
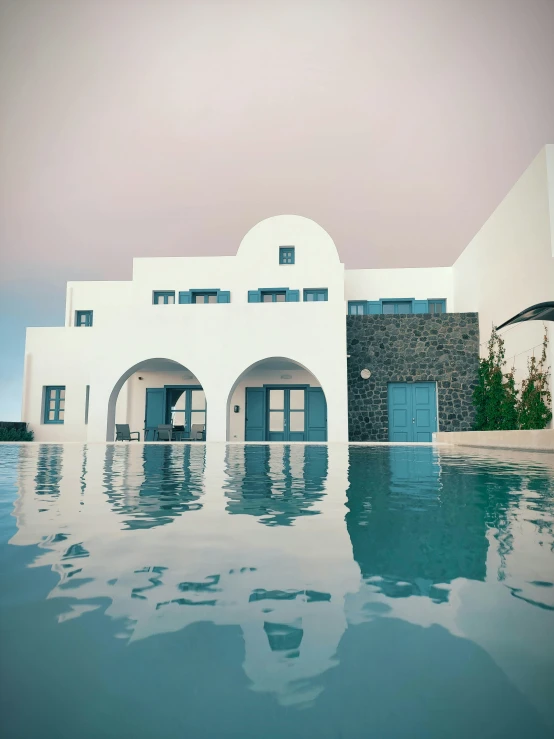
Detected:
left=22, top=146, right=554, bottom=442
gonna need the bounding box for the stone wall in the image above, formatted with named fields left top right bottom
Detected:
left=346, top=313, right=480, bottom=441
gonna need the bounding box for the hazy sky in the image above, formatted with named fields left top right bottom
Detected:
left=1, top=0, right=554, bottom=419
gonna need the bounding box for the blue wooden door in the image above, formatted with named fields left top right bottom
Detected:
left=307, top=388, right=327, bottom=441
left=287, top=388, right=306, bottom=442
left=388, top=383, right=412, bottom=442
left=412, top=383, right=437, bottom=441
left=245, top=388, right=266, bottom=441
left=145, top=388, right=165, bottom=441
left=246, top=387, right=327, bottom=442
left=388, top=382, right=437, bottom=442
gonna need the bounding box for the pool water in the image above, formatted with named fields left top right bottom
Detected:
left=1, top=443, right=553, bottom=739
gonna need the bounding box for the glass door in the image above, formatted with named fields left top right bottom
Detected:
left=267, top=389, right=285, bottom=441
left=267, top=388, right=306, bottom=442
left=166, top=387, right=206, bottom=440
left=287, top=389, right=305, bottom=442
left=189, top=389, right=206, bottom=438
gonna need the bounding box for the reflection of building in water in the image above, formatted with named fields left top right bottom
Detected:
left=224, top=444, right=327, bottom=525
left=346, top=447, right=489, bottom=600
left=439, top=447, right=554, bottom=612
left=34, top=444, right=64, bottom=497
left=11, top=443, right=359, bottom=706
left=103, top=444, right=206, bottom=529
left=345, top=446, right=554, bottom=629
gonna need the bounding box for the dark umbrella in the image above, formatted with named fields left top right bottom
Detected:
left=496, top=301, right=554, bottom=330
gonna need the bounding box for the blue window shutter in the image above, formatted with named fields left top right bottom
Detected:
left=217, top=291, right=230, bottom=303
left=367, top=301, right=380, bottom=314
left=287, top=289, right=300, bottom=302
left=248, top=290, right=261, bottom=303
left=413, top=300, right=428, bottom=314
left=179, top=291, right=191, bottom=304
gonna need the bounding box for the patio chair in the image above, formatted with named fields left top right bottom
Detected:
left=172, top=425, right=186, bottom=441
left=115, top=424, right=140, bottom=441
left=188, top=423, right=205, bottom=441
left=155, top=424, right=174, bottom=441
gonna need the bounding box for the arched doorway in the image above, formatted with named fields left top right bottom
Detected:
left=106, top=358, right=206, bottom=441
left=226, top=357, right=327, bottom=442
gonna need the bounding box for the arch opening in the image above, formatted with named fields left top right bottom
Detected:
left=106, top=358, right=207, bottom=442
left=226, top=357, right=327, bottom=442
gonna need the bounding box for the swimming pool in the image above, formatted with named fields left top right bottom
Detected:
left=1, top=443, right=553, bottom=738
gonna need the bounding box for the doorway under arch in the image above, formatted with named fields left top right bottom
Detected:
left=226, top=357, right=327, bottom=442
left=106, top=358, right=206, bottom=441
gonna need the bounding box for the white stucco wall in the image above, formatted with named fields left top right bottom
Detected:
left=21, top=164, right=554, bottom=443
left=345, top=267, right=453, bottom=307
left=453, top=145, right=554, bottom=417
left=23, top=215, right=349, bottom=442
left=65, top=281, right=133, bottom=327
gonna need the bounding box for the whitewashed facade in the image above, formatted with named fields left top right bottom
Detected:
left=22, top=146, right=554, bottom=442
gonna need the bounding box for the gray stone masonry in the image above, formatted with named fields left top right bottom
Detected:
left=346, top=313, right=480, bottom=441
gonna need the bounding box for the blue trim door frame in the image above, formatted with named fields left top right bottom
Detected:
left=144, top=385, right=205, bottom=440
left=266, top=385, right=307, bottom=442
left=388, top=382, right=437, bottom=442
left=245, top=385, right=327, bottom=442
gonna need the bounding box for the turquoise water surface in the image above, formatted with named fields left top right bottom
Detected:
left=1, top=443, right=554, bottom=738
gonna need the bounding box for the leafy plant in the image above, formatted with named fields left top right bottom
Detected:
left=473, top=326, right=518, bottom=430
left=0, top=426, right=34, bottom=442
left=517, top=331, right=552, bottom=430
left=500, top=366, right=519, bottom=430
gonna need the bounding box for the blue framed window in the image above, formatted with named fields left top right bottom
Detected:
left=428, top=299, right=446, bottom=314
left=382, top=300, right=413, bottom=314
left=248, top=288, right=300, bottom=302
left=192, top=291, right=218, bottom=304
left=44, top=386, right=65, bottom=424
left=179, top=290, right=230, bottom=304
left=348, top=301, right=366, bottom=315
left=304, top=289, right=328, bottom=302
left=75, top=310, right=93, bottom=327
left=153, top=291, right=175, bottom=305
left=262, top=290, right=287, bottom=303
left=279, top=247, right=295, bottom=265
left=348, top=298, right=447, bottom=315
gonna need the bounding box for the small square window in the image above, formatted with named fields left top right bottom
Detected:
left=153, top=291, right=175, bottom=305
left=304, top=289, right=328, bottom=302
left=279, top=247, right=295, bottom=265
left=348, top=302, right=366, bottom=315
left=192, top=292, right=218, bottom=304
left=261, top=290, right=287, bottom=303
left=428, top=300, right=446, bottom=314
left=382, top=301, right=413, bottom=314
left=75, top=310, right=93, bottom=327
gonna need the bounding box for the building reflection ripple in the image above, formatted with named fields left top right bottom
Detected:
left=5, top=442, right=554, bottom=729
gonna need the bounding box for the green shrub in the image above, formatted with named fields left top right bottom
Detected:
left=473, top=327, right=518, bottom=430
left=473, top=326, right=552, bottom=431
left=0, top=426, right=34, bottom=442
left=517, top=331, right=552, bottom=430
